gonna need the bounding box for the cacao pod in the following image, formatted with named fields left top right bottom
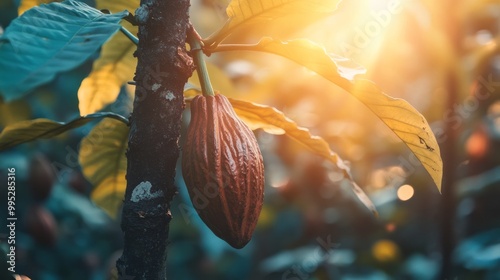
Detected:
left=28, top=154, right=55, bottom=201
left=69, top=171, right=89, bottom=194
left=182, top=93, right=264, bottom=248
left=25, top=204, right=58, bottom=247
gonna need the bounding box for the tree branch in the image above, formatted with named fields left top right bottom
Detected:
left=116, top=0, right=193, bottom=279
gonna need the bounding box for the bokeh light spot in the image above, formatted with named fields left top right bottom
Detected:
left=476, top=29, right=493, bottom=45
left=397, top=184, right=414, bottom=201
left=466, top=129, right=488, bottom=159
left=372, top=239, right=400, bottom=262
left=385, top=223, right=396, bottom=232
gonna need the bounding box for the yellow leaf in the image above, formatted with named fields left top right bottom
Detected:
left=185, top=96, right=377, bottom=215
left=205, top=0, right=341, bottom=45
left=232, top=38, right=442, bottom=191
left=188, top=61, right=235, bottom=95
left=184, top=94, right=343, bottom=169
left=18, top=0, right=55, bottom=15
left=0, top=119, right=60, bottom=150
left=79, top=118, right=129, bottom=218
left=229, top=97, right=376, bottom=214
left=0, top=99, right=31, bottom=127
left=0, top=113, right=127, bottom=150
left=241, top=37, right=366, bottom=83
left=351, top=80, right=442, bottom=191
left=77, top=0, right=138, bottom=115
left=91, top=175, right=127, bottom=218
left=183, top=88, right=199, bottom=99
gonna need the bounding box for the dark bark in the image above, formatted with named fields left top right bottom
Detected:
left=439, top=76, right=458, bottom=280
left=439, top=1, right=460, bottom=278
left=116, top=0, right=193, bottom=279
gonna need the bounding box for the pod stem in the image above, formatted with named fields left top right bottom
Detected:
left=188, top=25, right=215, bottom=97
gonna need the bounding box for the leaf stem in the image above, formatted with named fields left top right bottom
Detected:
left=188, top=26, right=215, bottom=96
left=83, top=112, right=130, bottom=125
left=201, top=21, right=230, bottom=48
left=120, top=26, right=138, bottom=46
left=206, top=43, right=260, bottom=54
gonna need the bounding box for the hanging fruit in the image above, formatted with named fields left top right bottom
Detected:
left=182, top=93, right=265, bottom=248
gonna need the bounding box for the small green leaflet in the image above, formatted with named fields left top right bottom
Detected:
left=0, top=0, right=129, bottom=101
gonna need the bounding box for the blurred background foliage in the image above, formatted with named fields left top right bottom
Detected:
left=1, top=0, right=500, bottom=279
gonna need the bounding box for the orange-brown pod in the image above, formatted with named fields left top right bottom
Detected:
left=182, top=93, right=264, bottom=248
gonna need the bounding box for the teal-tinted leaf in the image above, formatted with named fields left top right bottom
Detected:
left=0, top=0, right=128, bottom=101
left=0, top=112, right=128, bottom=150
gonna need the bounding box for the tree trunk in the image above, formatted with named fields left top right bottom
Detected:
left=439, top=1, right=461, bottom=278
left=116, top=0, right=193, bottom=279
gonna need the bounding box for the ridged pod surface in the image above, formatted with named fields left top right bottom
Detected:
left=182, top=93, right=264, bottom=248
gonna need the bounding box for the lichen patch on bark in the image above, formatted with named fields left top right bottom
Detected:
left=131, top=181, right=162, bottom=202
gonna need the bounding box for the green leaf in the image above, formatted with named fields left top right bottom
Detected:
left=205, top=0, right=341, bottom=46
left=216, top=38, right=443, bottom=191
left=0, top=0, right=129, bottom=101
left=78, top=0, right=138, bottom=115
left=0, top=112, right=128, bottom=150
left=80, top=118, right=129, bottom=218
